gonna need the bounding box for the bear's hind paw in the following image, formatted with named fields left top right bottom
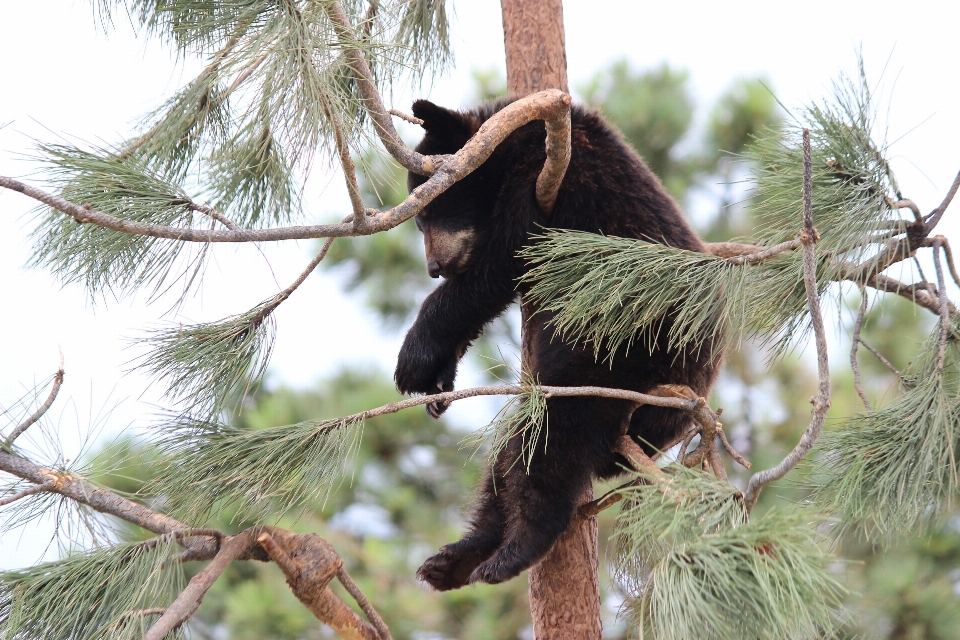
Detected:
left=417, top=544, right=484, bottom=591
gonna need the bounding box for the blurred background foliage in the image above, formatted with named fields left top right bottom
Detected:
left=89, top=60, right=960, bottom=639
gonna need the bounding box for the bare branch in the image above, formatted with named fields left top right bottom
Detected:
left=337, top=567, right=393, bottom=640
left=613, top=435, right=663, bottom=475
left=4, top=359, right=64, bottom=447
left=925, top=167, right=960, bottom=232
left=885, top=197, right=922, bottom=224
left=0, top=482, right=52, bottom=507
left=325, top=106, right=372, bottom=227
left=857, top=337, right=903, bottom=379
left=535, top=95, right=571, bottom=216
left=850, top=286, right=873, bottom=411
left=388, top=109, right=424, bottom=125
left=716, top=425, right=751, bottom=469
left=189, top=202, right=240, bottom=231
left=933, top=239, right=950, bottom=374
left=578, top=479, right=637, bottom=519
left=258, top=529, right=385, bottom=640
left=322, top=1, right=438, bottom=176
left=720, top=239, right=802, bottom=265
left=1, top=91, right=573, bottom=245
left=145, top=530, right=256, bottom=640
left=924, top=235, right=960, bottom=288
left=745, top=129, right=831, bottom=512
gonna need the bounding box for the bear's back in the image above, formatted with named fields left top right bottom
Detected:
left=471, top=100, right=704, bottom=253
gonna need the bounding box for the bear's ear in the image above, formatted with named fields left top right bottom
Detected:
left=411, top=100, right=478, bottom=141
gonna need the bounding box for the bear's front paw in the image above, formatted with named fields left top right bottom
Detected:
left=395, top=337, right=459, bottom=418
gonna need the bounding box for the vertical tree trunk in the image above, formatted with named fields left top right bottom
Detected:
left=501, top=2, right=602, bottom=638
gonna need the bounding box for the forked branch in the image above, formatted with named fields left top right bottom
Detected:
left=744, top=129, right=831, bottom=511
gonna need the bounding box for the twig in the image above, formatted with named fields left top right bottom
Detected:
left=0, top=91, right=573, bottom=244
left=850, top=286, right=873, bottom=411
left=388, top=109, right=423, bottom=125
left=578, top=479, right=639, bottom=519
left=721, top=239, right=803, bottom=265
left=613, top=435, right=663, bottom=475
left=0, top=482, right=52, bottom=507
left=933, top=239, right=950, bottom=374
left=110, top=608, right=166, bottom=631
left=145, top=530, right=256, bottom=640
left=857, top=338, right=903, bottom=379
left=338, top=567, right=393, bottom=640
left=677, top=430, right=696, bottom=464
left=716, top=425, right=751, bottom=469
left=924, top=236, right=960, bottom=288
left=924, top=167, right=960, bottom=232
left=708, top=439, right=728, bottom=480
left=325, top=105, right=371, bottom=227
left=189, top=203, right=240, bottom=231
left=885, top=197, right=923, bottom=224
left=745, top=129, right=831, bottom=512
left=5, top=358, right=65, bottom=447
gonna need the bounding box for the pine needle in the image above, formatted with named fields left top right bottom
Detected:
left=149, top=413, right=364, bottom=523
left=614, top=467, right=845, bottom=640
left=814, top=324, right=960, bottom=542
left=134, top=299, right=279, bottom=416
left=0, top=537, right=184, bottom=640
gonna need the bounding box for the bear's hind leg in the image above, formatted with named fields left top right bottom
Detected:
left=417, top=465, right=505, bottom=591
left=469, top=397, right=625, bottom=585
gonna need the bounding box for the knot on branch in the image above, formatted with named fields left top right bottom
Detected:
left=799, top=227, right=820, bottom=245
left=38, top=468, right=65, bottom=490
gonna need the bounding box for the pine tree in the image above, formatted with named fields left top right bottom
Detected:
left=2, top=2, right=960, bottom=639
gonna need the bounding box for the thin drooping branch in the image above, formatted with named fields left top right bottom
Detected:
left=925, top=167, right=960, bottom=232
left=145, top=530, right=256, bottom=640
left=4, top=359, right=64, bottom=447
left=388, top=109, right=424, bottom=125
left=932, top=239, right=950, bottom=374
left=337, top=567, right=393, bottom=640
left=189, top=202, right=240, bottom=231
left=850, top=286, right=873, bottom=411
left=326, top=105, right=372, bottom=226
left=0, top=91, right=573, bottom=244
left=925, top=235, right=960, bottom=288
left=716, top=425, right=751, bottom=469
left=744, top=128, right=831, bottom=511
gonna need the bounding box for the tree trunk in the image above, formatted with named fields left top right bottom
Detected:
left=502, top=3, right=602, bottom=638
left=500, top=0, right=569, bottom=96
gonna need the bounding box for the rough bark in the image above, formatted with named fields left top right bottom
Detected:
left=501, top=0, right=569, bottom=96
left=500, top=1, right=600, bottom=637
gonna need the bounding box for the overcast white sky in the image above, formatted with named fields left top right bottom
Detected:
left=2, top=1, right=959, bottom=567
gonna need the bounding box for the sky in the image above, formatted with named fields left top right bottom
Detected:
left=1, top=1, right=959, bottom=568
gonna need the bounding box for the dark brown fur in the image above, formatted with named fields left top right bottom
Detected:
left=395, top=98, right=721, bottom=589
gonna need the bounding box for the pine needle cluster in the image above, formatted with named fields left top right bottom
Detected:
left=134, top=299, right=278, bottom=416
left=814, top=325, right=960, bottom=541
left=149, top=413, right=363, bottom=522
left=464, top=373, right=549, bottom=474
left=0, top=538, right=184, bottom=640
left=614, top=467, right=845, bottom=640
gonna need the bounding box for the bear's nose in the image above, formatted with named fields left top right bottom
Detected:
left=427, top=259, right=442, bottom=278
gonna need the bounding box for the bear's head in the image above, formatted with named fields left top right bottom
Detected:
left=406, top=100, right=495, bottom=279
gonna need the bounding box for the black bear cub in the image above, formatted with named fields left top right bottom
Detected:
left=395, top=98, right=721, bottom=590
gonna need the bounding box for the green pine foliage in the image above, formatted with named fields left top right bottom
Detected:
left=149, top=412, right=364, bottom=523
left=0, top=538, right=184, bottom=640
left=614, top=468, right=845, bottom=640
left=815, top=323, right=960, bottom=542
left=134, top=299, right=279, bottom=416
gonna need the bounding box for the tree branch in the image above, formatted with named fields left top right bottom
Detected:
left=4, top=358, right=64, bottom=447
left=0, top=482, right=53, bottom=507
left=850, top=286, right=873, bottom=411
left=145, top=529, right=256, bottom=640
left=744, top=129, right=831, bottom=511
left=924, top=167, right=960, bottom=232
left=337, top=567, right=393, bottom=640
left=932, top=238, right=950, bottom=374
left=535, top=94, right=571, bottom=216
left=1, top=91, right=574, bottom=245
left=857, top=337, right=903, bottom=379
